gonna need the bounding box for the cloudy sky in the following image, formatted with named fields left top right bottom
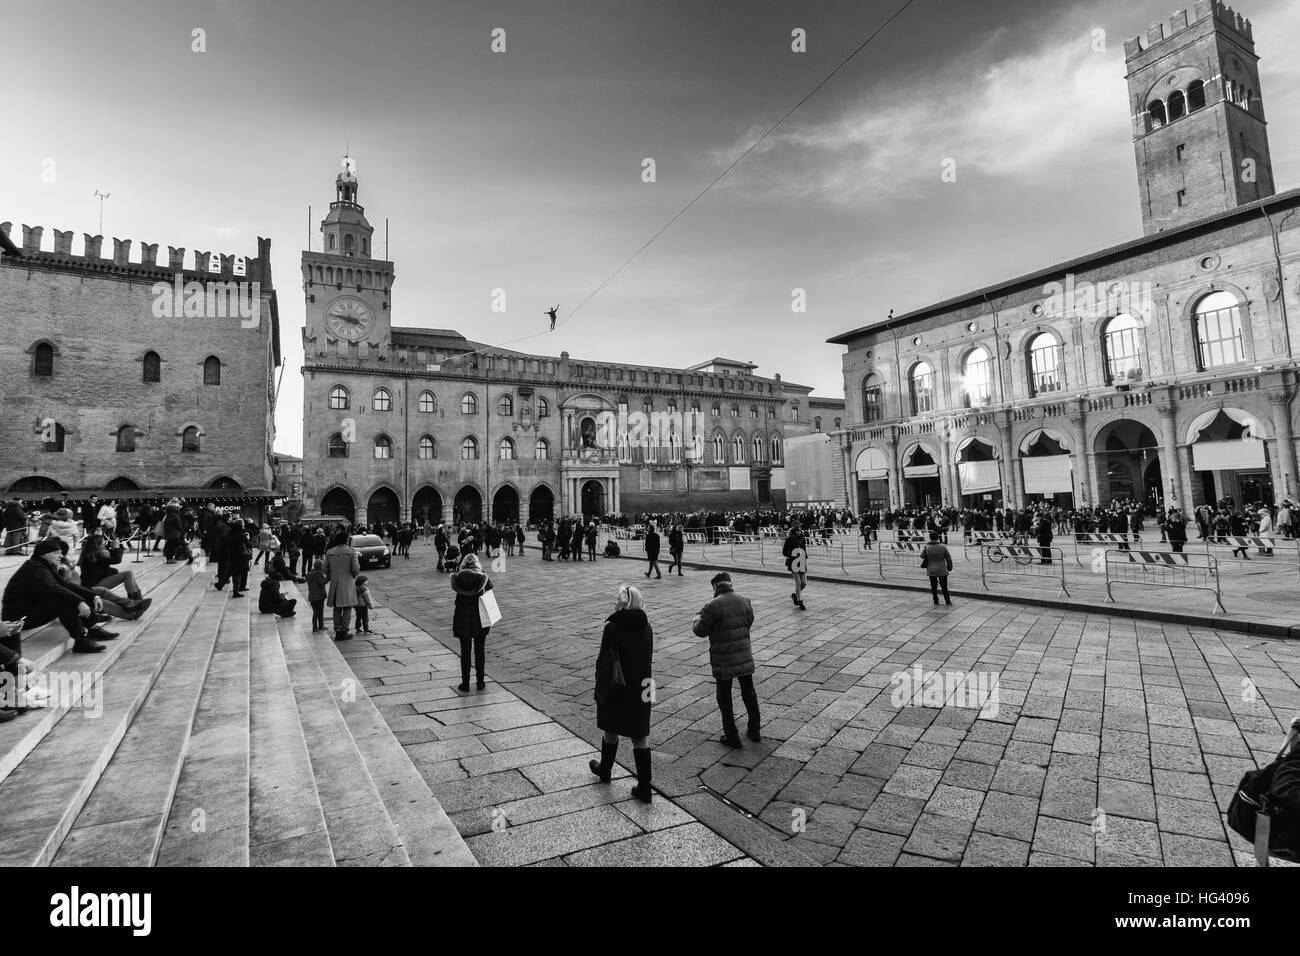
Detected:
left=4, top=0, right=1299, bottom=457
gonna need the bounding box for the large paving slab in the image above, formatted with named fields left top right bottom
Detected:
left=366, top=541, right=1300, bottom=867
left=332, top=593, right=756, bottom=866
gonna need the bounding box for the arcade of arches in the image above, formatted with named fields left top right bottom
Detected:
left=847, top=406, right=1286, bottom=512
left=313, top=483, right=562, bottom=527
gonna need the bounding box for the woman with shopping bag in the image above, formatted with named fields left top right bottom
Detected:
left=451, top=553, right=495, bottom=692
left=589, top=585, right=654, bottom=803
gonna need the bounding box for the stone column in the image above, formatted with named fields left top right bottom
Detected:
left=998, top=410, right=1017, bottom=508
left=1269, top=391, right=1297, bottom=501
left=1157, top=403, right=1182, bottom=507
left=1068, top=403, right=1090, bottom=508
left=886, top=432, right=901, bottom=508
left=939, top=430, right=953, bottom=506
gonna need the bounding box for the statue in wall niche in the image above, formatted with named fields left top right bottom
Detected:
left=581, top=417, right=598, bottom=449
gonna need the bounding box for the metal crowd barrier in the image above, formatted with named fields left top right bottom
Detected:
left=962, top=530, right=1010, bottom=561
left=979, top=545, right=1069, bottom=598
left=878, top=539, right=925, bottom=579
left=1073, top=532, right=1136, bottom=567
left=1103, top=549, right=1224, bottom=615
left=1204, top=535, right=1300, bottom=580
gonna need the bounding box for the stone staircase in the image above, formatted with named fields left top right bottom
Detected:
left=0, top=556, right=476, bottom=867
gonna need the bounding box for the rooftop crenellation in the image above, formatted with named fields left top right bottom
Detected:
left=1123, top=0, right=1253, bottom=59
left=0, top=222, right=271, bottom=285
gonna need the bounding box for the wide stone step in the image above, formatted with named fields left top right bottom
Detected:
left=275, top=598, right=411, bottom=866
left=246, top=600, right=336, bottom=866
left=155, top=589, right=253, bottom=866
left=285, top=583, right=477, bottom=866
left=0, top=561, right=194, bottom=789
left=50, top=587, right=229, bottom=866
left=0, top=573, right=210, bottom=866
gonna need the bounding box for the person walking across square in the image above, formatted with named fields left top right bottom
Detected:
left=692, top=572, right=761, bottom=747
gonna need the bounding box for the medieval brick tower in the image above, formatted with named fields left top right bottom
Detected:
left=1125, top=0, right=1275, bottom=234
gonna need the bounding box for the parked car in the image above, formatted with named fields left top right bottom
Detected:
left=349, top=534, right=391, bottom=569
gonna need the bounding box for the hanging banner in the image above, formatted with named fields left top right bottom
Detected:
left=903, top=464, right=939, bottom=478
left=957, top=460, right=1001, bottom=494
left=855, top=447, right=889, bottom=479
left=1021, top=455, right=1073, bottom=494
left=1192, top=440, right=1265, bottom=471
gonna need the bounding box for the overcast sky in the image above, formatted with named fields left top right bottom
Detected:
left=5, top=0, right=1299, bottom=458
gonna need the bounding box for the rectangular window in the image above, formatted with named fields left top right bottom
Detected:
left=863, top=386, right=883, bottom=422
left=1029, top=344, right=1063, bottom=396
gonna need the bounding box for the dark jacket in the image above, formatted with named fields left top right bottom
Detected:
left=921, top=541, right=953, bottom=577
left=692, top=583, right=755, bottom=680
left=306, top=568, right=328, bottom=602
left=451, top=567, right=493, bottom=639
left=77, top=535, right=115, bottom=588
left=594, top=608, right=653, bottom=738
left=1165, top=515, right=1189, bottom=543
left=162, top=507, right=184, bottom=541
left=644, top=530, right=661, bottom=559
left=2, top=557, right=97, bottom=621
left=3, top=500, right=25, bottom=532
left=258, top=578, right=296, bottom=616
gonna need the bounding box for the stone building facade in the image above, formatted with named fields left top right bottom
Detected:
left=829, top=2, right=1299, bottom=514
left=0, top=222, right=281, bottom=506
left=300, top=162, right=832, bottom=526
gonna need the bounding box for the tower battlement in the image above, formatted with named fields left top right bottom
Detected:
left=0, top=222, right=272, bottom=286
left=1123, top=1, right=1253, bottom=59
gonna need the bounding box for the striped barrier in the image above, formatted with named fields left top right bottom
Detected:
left=979, top=545, right=1069, bottom=598
left=1103, top=549, right=1224, bottom=615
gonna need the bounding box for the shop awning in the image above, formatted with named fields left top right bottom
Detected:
left=1191, top=440, right=1266, bottom=472
left=903, top=464, right=939, bottom=478
left=1021, top=455, right=1073, bottom=494
left=855, top=447, right=890, bottom=479
left=958, top=460, right=1001, bottom=494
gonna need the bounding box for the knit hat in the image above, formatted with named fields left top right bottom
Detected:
left=34, top=539, right=63, bottom=557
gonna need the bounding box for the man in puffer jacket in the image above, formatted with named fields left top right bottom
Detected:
left=692, top=572, right=761, bottom=747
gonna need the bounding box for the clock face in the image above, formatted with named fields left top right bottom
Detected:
left=326, top=296, right=375, bottom=341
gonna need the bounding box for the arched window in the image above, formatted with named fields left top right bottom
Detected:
left=33, top=342, right=54, bottom=377
left=497, top=395, right=513, bottom=416
left=1194, top=291, right=1246, bottom=370
left=730, top=404, right=739, bottom=418
left=461, top=393, right=477, bottom=415
left=752, top=435, right=764, bottom=461
left=203, top=356, right=222, bottom=385
left=116, top=425, right=136, bottom=453
left=537, top=397, right=550, bottom=418
left=418, top=390, right=436, bottom=413
left=1187, top=79, right=1206, bottom=112
left=143, top=351, right=161, bottom=383
left=771, top=435, right=782, bottom=464
left=713, top=435, right=725, bottom=463
left=344, top=234, right=355, bottom=253
left=962, top=347, right=993, bottom=408
left=418, top=436, right=436, bottom=460
left=328, top=433, right=348, bottom=458
left=749, top=406, right=758, bottom=419
left=43, top=422, right=66, bottom=453
left=182, top=426, right=201, bottom=453
left=1102, top=314, right=1143, bottom=384
left=328, top=234, right=336, bottom=251
left=1148, top=100, right=1167, bottom=130
left=1168, top=89, right=1186, bottom=122
left=362, top=238, right=369, bottom=255
left=373, top=435, right=393, bottom=459
left=910, top=362, right=936, bottom=414
left=535, top=438, right=549, bottom=460
left=1027, top=332, right=1062, bottom=396
left=461, top=437, right=479, bottom=460
left=372, top=387, right=392, bottom=412
left=814, top=417, right=823, bottom=432
left=329, top=386, right=350, bottom=410
left=732, top=435, right=745, bottom=463
left=791, top=405, right=800, bottom=422
left=711, top=403, right=721, bottom=417
left=862, top=375, right=884, bottom=423
left=499, top=437, right=515, bottom=460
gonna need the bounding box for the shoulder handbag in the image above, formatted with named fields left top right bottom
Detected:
left=478, top=588, right=502, bottom=628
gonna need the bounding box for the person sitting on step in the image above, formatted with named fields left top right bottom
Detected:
left=257, top=577, right=298, bottom=618
left=1, top=539, right=116, bottom=660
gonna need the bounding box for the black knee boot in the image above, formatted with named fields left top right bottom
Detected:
left=631, top=747, right=652, bottom=803
left=589, top=739, right=618, bottom=782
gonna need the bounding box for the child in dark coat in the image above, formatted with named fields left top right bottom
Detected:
left=306, top=559, right=327, bottom=632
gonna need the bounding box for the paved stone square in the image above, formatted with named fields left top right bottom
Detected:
left=366, top=542, right=1300, bottom=866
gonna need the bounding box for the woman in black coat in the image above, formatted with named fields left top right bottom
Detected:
left=227, top=528, right=252, bottom=597
left=643, top=526, right=662, bottom=579
left=450, top=553, right=493, bottom=691
left=589, top=585, right=654, bottom=803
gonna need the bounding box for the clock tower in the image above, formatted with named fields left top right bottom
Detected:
left=301, top=156, right=394, bottom=351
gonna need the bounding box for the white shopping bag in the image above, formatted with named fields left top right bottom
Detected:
left=478, top=590, right=502, bottom=628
